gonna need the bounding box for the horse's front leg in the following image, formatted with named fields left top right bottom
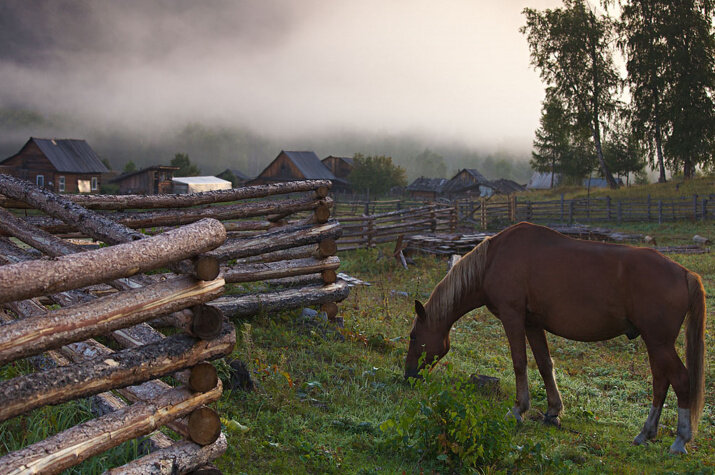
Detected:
left=502, top=316, right=530, bottom=422
left=526, top=325, right=563, bottom=426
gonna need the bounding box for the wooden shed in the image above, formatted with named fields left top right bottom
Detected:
left=406, top=177, right=448, bottom=200
left=109, top=165, right=179, bottom=194
left=0, top=137, right=109, bottom=193
left=249, top=151, right=346, bottom=189
left=321, top=156, right=354, bottom=180
left=442, top=169, right=495, bottom=198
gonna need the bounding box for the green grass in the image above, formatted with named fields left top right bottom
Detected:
left=1, top=220, right=714, bottom=473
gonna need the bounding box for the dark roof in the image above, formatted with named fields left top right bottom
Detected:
left=282, top=151, right=336, bottom=180
left=406, top=177, right=448, bottom=192
left=218, top=168, right=250, bottom=180
left=442, top=168, right=491, bottom=194
left=322, top=155, right=354, bottom=166
left=30, top=138, right=109, bottom=173
left=490, top=178, right=525, bottom=194
left=109, top=165, right=179, bottom=183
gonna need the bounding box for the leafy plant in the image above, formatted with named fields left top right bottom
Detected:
left=379, top=360, right=514, bottom=471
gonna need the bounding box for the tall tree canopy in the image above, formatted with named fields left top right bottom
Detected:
left=348, top=153, right=407, bottom=197
left=522, top=0, right=620, bottom=188
left=615, top=0, right=714, bottom=180
left=171, top=153, right=201, bottom=177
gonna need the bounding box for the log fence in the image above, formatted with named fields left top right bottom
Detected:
left=0, top=175, right=349, bottom=473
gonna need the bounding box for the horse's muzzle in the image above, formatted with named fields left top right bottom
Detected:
left=404, top=367, right=422, bottom=381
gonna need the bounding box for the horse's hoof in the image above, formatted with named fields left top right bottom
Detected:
left=669, top=440, right=688, bottom=455
left=543, top=414, right=561, bottom=428
left=505, top=408, right=523, bottom=423
left=633, top=430, right=656, bottom=446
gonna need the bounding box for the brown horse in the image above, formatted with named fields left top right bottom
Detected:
left=405, top=222, right=706, bottom=454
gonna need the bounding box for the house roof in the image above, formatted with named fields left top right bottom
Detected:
left=282, top=151, right=336, bottom=180
left=24, top=138, right=109, bottom=173
left=322, top=155, right=354, bottom=166
left=442, top=168, right=491, bottom=194
left=219, top=168, right=250, bottom=180
left=109, top=165, right=179, bottom=183
left=172, top=176, right=232, bottom=185
left=490, top=178, right=526, bottom=194
left=406, top=177, right=448, bottom=192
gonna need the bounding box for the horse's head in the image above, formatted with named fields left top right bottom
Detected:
left=404, top=300, right=450, bottom=380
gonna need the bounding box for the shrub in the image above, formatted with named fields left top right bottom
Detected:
left=379, top=361, right=514, bottom=471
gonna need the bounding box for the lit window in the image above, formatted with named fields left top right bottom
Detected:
left=58, top=176, right=65, bottom=192
left=91, top=176, right=98, bottom=191
left=36, top=175, right=44, bottom=187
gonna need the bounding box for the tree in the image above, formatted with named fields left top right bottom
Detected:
left=171, top=153, right=201, bottom=177
left=603, top=113, right=646, bottom=184
left=413, top=148, right=447, bottom=178
left=348, top=154, right=407, bottom=197
left=522, top=0, right=621, bottom=188
left=123, top=161, right=137, bottom=173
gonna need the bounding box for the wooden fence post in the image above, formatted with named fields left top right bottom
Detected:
left=480, top=198, right=487, bottom=230
left=560, top=194, right=565, bottom=223
left=617, top=201, right=622, bottom=223
left=568, top=200, right=574, bottom=226
left=647, top=194, right=651, bottom=221
left=606, top=196, right=611, bottom=221
left=366, top=217, right=375, bottom=248
left=693, top=194, right=698, bottom=220
left=658, top=200, right=663, bottom=224
left=703, top=199, right=708, bottom=221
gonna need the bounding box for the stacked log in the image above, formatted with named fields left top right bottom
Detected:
left=0, top=175, right=349, bottom=473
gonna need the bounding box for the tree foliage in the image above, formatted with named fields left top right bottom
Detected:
left=170, top=152, right=201, bottom=177
left=413, top=148, right=447, bottom=178
left=522, top=0, right=621, bottom=188
left=348, top=153, right=407, bottom=197
left=123, top=160, right=136, bottom=173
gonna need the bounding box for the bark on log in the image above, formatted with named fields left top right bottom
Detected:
left=210, top=281, right=350, bottom=317
left=265, top=273, right=325, bottom=288
left=0, top=219, right=226, bottom=304
left=222, top=256, right=340, bottom=283
left=234, top=241, right=336, bottom=265
left=0, top=322, right=235, bottom=422
left=206, top=221, right=342, bottom=262
left=103, top=434, right=228, bottom=475
left=0, top=276, right=225, bottom=365
left=1, top=179, right=333, bottom=210
left=0, top=383, right=223, bottom=475
left=0, top=207, right=83, bottom=256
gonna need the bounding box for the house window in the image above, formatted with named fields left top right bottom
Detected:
left=36, top=175, right=44, bottom=187
left=58, top=176, right=66, bottom=192
left=91, top=176, right=98, bottom=191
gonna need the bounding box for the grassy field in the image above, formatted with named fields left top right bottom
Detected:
left=1, top=221, right=714, bottom=473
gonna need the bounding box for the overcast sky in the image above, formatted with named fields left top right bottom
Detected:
left=0, top=0, right=563, bottom=153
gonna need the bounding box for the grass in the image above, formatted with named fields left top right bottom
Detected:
left=1, top=219, right=714, bottom=473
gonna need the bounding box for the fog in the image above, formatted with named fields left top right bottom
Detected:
left=0, top=0, right=563, bottom=174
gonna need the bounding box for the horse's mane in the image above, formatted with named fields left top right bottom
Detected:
left=424, top=237, right=490, bottom=325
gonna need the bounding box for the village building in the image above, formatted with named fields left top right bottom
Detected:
left=249, top=150, right=348, bottom=191
left=406, top=177, right=448, bottom=200
left=172, top=176, right=232, bottom=193
left=527, top=171, right=561, bottom=190
left=0, top=137, right=109, bottom=193
left=321, top=156, right=354, bottom=180
left=217, top=168, right=250, bottom=187
left=109, top=165, right=179, bottom=194
left=490, top=178, right=526, bottom=194
left=442, top=168, right=494, bottom=198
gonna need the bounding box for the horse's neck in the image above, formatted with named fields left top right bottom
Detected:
left=424, top=279, right=475, bottom=331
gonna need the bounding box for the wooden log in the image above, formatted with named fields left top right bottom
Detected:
left=187, top=406, right=222, bottom=445
left=265, top=273, right=325, bottom=288
left=103, top=434, right=228, bottom=475
left=321, top=269, right=337, bottom=284
left=0, top=321, right=235, bottom=422
left=36, top=179, right=332, bottom=210
left=0, top=219, right=226, bottom=304
left=222, top=256, right=340, bottom=283
left=189, top=362, right=219, bottom=393
left=206, top=221, right=342, bottom=262
left=0, top=207, right=83, bottom=256
left=0, top=276, right=224, bottom=365
left=234, top=242, right=334, bottom=265
left=0, top=382, right=223, bottom=475
left=210, top=281, right=350, bottom=317
left=321, top=302, right=339, bottom=319
left=314, top=203, right=331, bottom=223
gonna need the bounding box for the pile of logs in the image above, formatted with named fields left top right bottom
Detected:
left=337, top=204, right=457, bottom=252
left=404, top=232, right=494, bottom=255
left=0, top=175, right=349, bottom=473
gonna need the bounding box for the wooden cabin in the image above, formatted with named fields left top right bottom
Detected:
left=442, top=168, right=495, bottom=198
left=109, top=165, right=179, bottom=194
left=249, top=151, right=347, bottom=189
left=1, top=137, right=109, bottom=193
left=490, top=178, right=526, bottom=194
left=406, top=177, right=448, bottom=200
left=321, top=156, right=353, bottom=180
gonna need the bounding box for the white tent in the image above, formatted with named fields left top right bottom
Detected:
left=526, top=171, right=561, bottom=190
left=172, top=176, right=232, bottom=194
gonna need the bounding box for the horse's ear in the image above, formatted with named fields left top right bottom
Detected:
left=415, top=300, right=427, bottom=322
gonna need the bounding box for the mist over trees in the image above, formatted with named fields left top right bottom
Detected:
left=522, top=0, right=714, bottom=184
left=348, top=154, right=407, bottom=196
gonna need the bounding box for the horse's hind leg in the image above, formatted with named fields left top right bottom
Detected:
left=526, top=325, right=563, bottom=426
left=502, top=316, right=530, bottom=422
left=633, top=350, right=668, bottom=445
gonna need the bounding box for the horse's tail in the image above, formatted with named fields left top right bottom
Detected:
left=685, top=271, right=706, bottom=433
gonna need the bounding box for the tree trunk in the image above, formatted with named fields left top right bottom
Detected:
left=210, top=281, right=349, bottom=317
left=0, top=218, right=225, bottom=304
left=0, top=276, right=224, bottom=365
left=0, top=322, right=235, bottom=422
left=0, top=383, right=223, bottom=475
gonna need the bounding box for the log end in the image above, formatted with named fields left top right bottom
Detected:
left=191, top=305, right=225, bottom=340
left=195, top=256, right=221, bottom=281
left=188, top=406, right=222, bottom=446
left=315, top=186, right=329, bottom=198
left=318, top=239, right=337, bottom=257
left=189, top=362, right=219, bottom=393
left=320, top=302, right=339, bottom=320
left=321, top=269, right=337, bottom=285
left=314, top=204, right=331, bottom=224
